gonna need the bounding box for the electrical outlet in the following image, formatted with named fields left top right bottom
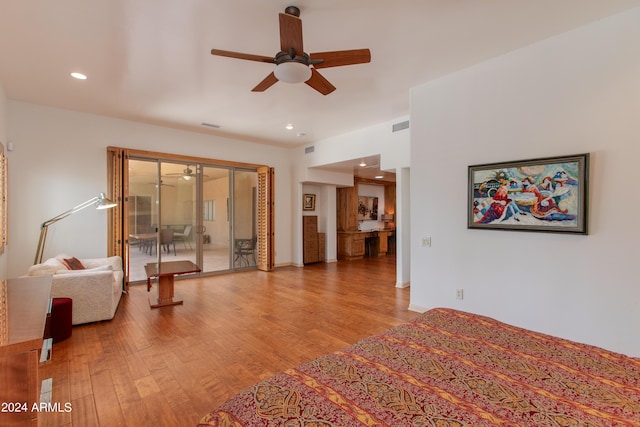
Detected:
left=456, top=289, right=464, bottom=300
left=421, top=237, right=431, bottom=247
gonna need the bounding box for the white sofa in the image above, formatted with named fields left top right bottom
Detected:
left=27, top=255, right=124, bottom=325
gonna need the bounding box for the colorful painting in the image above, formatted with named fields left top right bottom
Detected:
left=468, top=154, right=589, bottom=234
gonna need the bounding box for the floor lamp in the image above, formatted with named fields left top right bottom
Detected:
left=34, top=192, right=117, bottom=265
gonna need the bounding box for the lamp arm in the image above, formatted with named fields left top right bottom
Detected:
left=34, top=196, right=101, bottom=264
left=40, top=196, right=100, bottom=229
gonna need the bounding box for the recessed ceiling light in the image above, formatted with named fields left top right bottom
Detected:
left=375, top=175, right=384, bottom=179
left=359, top=162, right=367, bottom=167
left=285, top=123, right=295, bottom=130
left=70, top=72, right=87, bottom=80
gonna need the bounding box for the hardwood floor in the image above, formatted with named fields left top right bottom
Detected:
left=38, top=256, right=415, bottom=427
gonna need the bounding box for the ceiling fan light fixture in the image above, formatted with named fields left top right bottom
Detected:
left=274, top=62, right=311, bottom=84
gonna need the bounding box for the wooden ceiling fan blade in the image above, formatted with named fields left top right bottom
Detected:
left=305, top=69, right=336, bottom=95
left=279, top=12, right=303, bottom=55
left=252, top=72, right=279, bottom=92
left=311, top=49, right=371, bottom=69
left=211, top=49, right=275, bottom=64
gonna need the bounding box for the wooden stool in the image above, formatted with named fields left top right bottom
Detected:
left=48, top=297, right=73, bottom=343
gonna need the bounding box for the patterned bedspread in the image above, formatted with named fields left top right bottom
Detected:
left=198, top=308, right=640, bottom=426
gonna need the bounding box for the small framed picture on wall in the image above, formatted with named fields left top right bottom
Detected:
left=303, top=194, right=316, bottom=211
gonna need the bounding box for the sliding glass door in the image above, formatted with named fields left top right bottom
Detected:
left=201, top=165, right=231, bottom=273
left=126, top=157, right=259, bottom=283
left=232, top=169, right=258, bottom=269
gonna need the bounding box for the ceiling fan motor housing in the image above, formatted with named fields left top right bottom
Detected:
left=284, top=6, right=300, bottom=17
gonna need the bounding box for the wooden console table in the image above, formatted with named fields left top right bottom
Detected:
left=145, top=260, right=201, bottom=308
left=0, top=276, right=52, bottom=427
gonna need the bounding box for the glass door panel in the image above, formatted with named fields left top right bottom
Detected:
left=201, top=165, right=232, bottom=273
left=158, top=161, right=197, bottom=267
left=233, top=170, right=258, bottom=268
left=127, top=159, right=160, bottom=282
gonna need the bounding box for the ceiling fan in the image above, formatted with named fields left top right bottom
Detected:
left=210, top=6, right=371, bottom=95
left=165, top=166, right=209, bottom=181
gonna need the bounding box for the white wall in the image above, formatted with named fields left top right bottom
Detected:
left=7, top=102, right=292, bottom=278
left=303, top=117, right=410, bottom=172
left=410, top=8, right=640, bottom=356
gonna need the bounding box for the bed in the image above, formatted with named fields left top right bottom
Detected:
left=198, top=308, right=640, bottom=426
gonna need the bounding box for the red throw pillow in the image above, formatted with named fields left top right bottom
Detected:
left=61, top=257, right=85, bottom=270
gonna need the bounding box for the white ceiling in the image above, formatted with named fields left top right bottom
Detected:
left=1, top=1, right=639, bottom=148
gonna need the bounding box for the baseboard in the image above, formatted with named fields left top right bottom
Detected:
left=407, top=304, right=429, bottom=313
left=275, top=262, right=295, bottom=268
left=395, top=281, right=410, bottom=288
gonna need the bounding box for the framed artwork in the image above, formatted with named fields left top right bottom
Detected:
left=468, top=153, right=589, bottom=234
left=303, top=194, right=316, bottom=211
left=357, top=196, right=379, bottom=220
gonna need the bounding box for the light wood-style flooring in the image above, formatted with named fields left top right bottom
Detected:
left=38, top=256, right=415, bottom=427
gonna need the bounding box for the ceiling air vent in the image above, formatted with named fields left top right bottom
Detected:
left=305, top=146, right=315, bottom=154
left=201, top=122, right=221, bottom=129
left=392, top=120, right=410, bottom=132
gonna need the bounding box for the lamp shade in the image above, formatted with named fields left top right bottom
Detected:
left=96, top=192, right=117, bottom=209
left=274, top=62, right=312, bottom=83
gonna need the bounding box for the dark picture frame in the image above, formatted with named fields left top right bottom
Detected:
left=468, top=153, right=589, bottom=234
left=303, top=193, right=316, bottom=211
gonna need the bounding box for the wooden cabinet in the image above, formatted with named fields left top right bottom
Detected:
left=303, top=216, right=323, bottom=264
left=338, top=232, right=366, bottom=259
left=338, top=230, right=393, bottom=260
left=336, top=186, right=359, bottom=232
left=378, top=230, right=389, bottom=255
left=318, top=233, right=326, bottom=262
left=0, top=276, right=52, bottom=427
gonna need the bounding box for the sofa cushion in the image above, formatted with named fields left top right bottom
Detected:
left=27, top=258, right=66, bottom=276
left=60, top=256, right=85, bottom=270
left=55, top=264, right=113, bottom=275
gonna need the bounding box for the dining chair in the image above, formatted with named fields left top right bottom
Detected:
left=173, top=225, right=193, bottom=250
left=160, top=228, right=176, bottom=256
left=234, top=237, right=257, bottom=267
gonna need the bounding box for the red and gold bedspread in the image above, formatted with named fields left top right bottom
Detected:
left=198, top=308, right=640, bottom=426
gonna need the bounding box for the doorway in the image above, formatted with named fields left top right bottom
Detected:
left=124, top=156, right=260, bottom=283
